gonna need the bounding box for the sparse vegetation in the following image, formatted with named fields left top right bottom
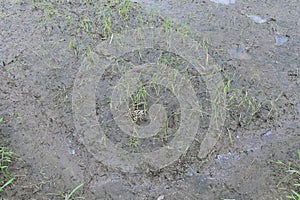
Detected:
left=276, top=150, right=300, bottom=200
left=46, top=183, right=85, bottom=200
left=1, top=0, right=299, bottom=199
left=0, top=118, right=15, bottom=193
left=222, top=69, right=278, bottom=127
left=64, top=183, right=84, bottom=200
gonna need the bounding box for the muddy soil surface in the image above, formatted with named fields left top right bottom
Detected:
left=0, top=0, right=299, bottom=199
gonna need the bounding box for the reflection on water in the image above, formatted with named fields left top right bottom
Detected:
left=275, top=35, right=289, bottom=46
left=210, top=0, right=236, bottom=5
left=247, top=15, right=269, bottom=24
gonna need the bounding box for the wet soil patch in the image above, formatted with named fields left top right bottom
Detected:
left=0, top=0, right=299, bottom=199
left=96, top=49, right=211, bottom=153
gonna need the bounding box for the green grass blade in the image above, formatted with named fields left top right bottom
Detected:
left=0, top=177, right=15, bottom=192
left=291, top=190, right=300, bottom=200
left=65, top=183, right=84, bottom=200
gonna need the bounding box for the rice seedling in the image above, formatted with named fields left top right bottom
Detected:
left=276, top=149, right=300, bottom=200
left=0, top=147, right=15, bottom=193
left=64, top=183, right=84, bottom=200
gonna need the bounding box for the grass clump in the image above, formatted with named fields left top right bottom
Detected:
left=0, top=146, right=15, bottom=193
left=46, top=183, right=85, bottom=199
left=0, top=117, right=14, bottom=193
left=0, top=117, right=15, bottom=195
left=276, top=149, right=300, bottom=200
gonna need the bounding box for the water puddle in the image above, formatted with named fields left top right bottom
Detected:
left=275, top=35, right=289, bottom=46
left=246, top=14, right=277, bottom=25
left=210, top=0, right=236, bottom=5
left=261, top=130, right=273, bottom=137
left=247, top=15, right=269, bottom=24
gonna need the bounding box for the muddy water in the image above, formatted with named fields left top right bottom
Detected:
left=0, top=0, right=299, bottom=199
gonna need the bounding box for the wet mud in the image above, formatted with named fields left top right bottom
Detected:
left=0, top=0, right=299, bottom=199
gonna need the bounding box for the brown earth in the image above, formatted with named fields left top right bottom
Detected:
left=0, top=0, right=299, bottom=199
